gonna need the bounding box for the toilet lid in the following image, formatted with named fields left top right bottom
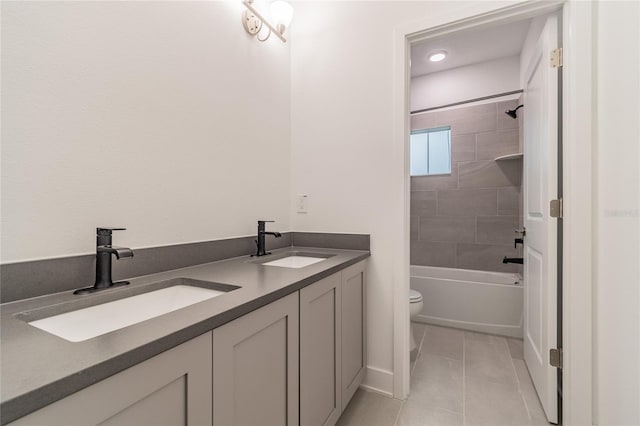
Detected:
left=410, top=289, right=423, bottom=303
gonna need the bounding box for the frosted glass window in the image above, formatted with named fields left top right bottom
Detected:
left=410, top=127, right=451, bottom=176
left=409, top=132, right=429, bottom=175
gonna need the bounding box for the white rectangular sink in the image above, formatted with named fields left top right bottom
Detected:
left=261, top=256, right=327, bottom=269
left=28, top=285, right=226, bottom=342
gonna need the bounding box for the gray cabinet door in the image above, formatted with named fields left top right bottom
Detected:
left=341, top=261, right=366, bottom=409
left=10, top=331, right=213, bottom=426
left=212, top=293, right=299, bottom=426
left=300, top=273, right=342, bottom=426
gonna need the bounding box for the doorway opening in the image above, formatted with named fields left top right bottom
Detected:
left=404, top=10, right=562, bottom=426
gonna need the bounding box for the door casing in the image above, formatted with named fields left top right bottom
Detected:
left=391, top=2, right=594, bottom=425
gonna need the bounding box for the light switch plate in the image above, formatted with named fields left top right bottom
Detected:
left=297, top=194, right=308, bottom=213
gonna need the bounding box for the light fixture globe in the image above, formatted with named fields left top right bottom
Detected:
left=270, top=0, right=294, bottom=35
left=429, top=51, right=447, bottom=62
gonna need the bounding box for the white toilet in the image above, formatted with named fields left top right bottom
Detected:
left=409, top=289, right=424, bottom=353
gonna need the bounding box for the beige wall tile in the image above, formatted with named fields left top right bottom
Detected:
left=498, top=186, right=521, bottom=216
left=437, top=188, right=497, bottom=217
left=456, top=243, right=521, bottom=272
left=409, top=100, right=523, bottom=272
left=451, top=134, right=476, bottom=162
left=436, top=103, right=496, bottom=123
left=476, top=216, right=519, bottom=244
left=518, top=185, right=524, bottom=228
left=410, top=241, right=456, bottom=267
left=497, top=99, right=519, bottom=112
left=411, top=167, right=458, bottom=191
left=410, top=216, right=419, bottom=241
left=411, top=111, right=438, bottom=131
left=476, top=129, right=519, bottom=160
left=458, top=160, right=522, bottom=188
left=443, top=112, right=497, bottom=136
left=436, top=104, right=496, bottom=136
left=419, top=217, right=475, bottom=243
left=410, top=191, right=437, bottom=217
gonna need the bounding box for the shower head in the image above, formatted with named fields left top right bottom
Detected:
left=505, top=104, right=524, bottom=119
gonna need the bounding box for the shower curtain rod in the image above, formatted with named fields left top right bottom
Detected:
left=410, top=89, right=524, bottom=115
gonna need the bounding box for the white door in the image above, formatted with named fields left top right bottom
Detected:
left=523, top=14, right=560, bottom=424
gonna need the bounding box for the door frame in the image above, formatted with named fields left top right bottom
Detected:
left=390, top=2, right=594, bottom=425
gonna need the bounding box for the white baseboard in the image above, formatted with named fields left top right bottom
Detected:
left=360, top=366, right=394, bottom=397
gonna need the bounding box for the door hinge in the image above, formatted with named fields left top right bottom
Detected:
left=550, top=348, right=563, bottom=368
left=550, top=198, right=563, bottom=218
left=550, top=48, right=563, bottom=68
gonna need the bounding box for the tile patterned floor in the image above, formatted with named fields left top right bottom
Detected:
left=337, top=324, right=550, bottom=426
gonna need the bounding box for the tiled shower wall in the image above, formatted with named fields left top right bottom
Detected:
left=410, top=99, right=523, bottom=273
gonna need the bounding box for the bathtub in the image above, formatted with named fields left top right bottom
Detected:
left=411, top=265, right=523, bottom=338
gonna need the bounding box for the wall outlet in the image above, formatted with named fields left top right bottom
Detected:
left=297, top=194, right=309, bottom=213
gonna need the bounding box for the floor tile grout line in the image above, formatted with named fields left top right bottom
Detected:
left=410, top=324, right=428, bottom=376
left=436, top=406, right=465, bottom=416
left=419, top=352, right=463, bottom=363
left=392, top=399, right=406, bottom=426
left=418, top=325, right=427, bottom=354
left=401, top=324, right=425, bottom=426
left=508, top=341, right=534, bottom=422
left=421, top=338, right=465, bottom=362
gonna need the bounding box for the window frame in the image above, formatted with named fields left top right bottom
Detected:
left=409, top=126, right=452, bottom=177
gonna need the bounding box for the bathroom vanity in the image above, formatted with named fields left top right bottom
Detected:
left=0, top=248, right=368, bottom=426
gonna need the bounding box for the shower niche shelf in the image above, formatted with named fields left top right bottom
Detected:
left=494, top=153, right=523, bottom=161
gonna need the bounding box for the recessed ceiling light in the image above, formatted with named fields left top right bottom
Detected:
left=429, top=51, right=447, bottom=62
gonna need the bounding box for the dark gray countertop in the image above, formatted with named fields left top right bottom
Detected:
left=0, top=246, right=369, bottom=424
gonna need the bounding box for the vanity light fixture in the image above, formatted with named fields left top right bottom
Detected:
left=242, top=0, right=294, bottom=43
left=429, top=51, right=448, bottom=62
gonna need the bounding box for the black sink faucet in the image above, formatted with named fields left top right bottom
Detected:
left=74, top=228, right=134, bottom=295
left=502, top=256, right=524, bottom=265
left=254, top=220, right=282, bottom=257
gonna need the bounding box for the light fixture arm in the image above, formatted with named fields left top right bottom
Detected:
left=257, top=27, right=272, bottom=42
left=242, top=0, right=287, bottom=43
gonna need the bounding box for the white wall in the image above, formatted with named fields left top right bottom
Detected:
left=411, top=55, right=520, bottom=111
left=593, top=1, right=640, bottom=424
left=290, top=0, right=525, bottom=394
left=1, top=1, right=291, bottom=262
